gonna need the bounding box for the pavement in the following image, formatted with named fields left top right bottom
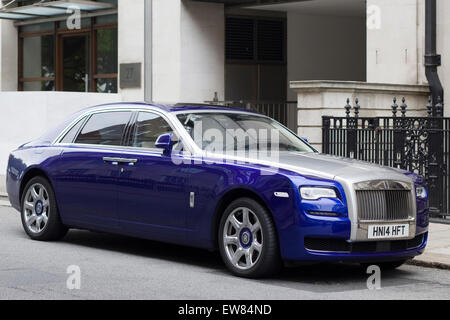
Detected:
left=408, top=223, right=450, bottom=269
left=0, top=175, right=6, bottom=198
left=0, top=195, right=9, bottom=208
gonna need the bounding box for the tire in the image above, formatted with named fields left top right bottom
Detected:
left=218, top=197, right=281, bottom=278
left=21, top=176, right=68, bottom=241
left=361, top=259, right=407, bottom=271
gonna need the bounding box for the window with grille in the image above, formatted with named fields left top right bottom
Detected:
left=225, top=16, right=285, bottom=63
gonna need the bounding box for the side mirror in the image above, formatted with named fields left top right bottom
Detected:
left=155, top=133, right=179, bottom=155
left=156, top=133, right=174, bottom=150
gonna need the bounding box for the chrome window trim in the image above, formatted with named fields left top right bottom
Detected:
left=51, top=105, right=319, bottom=175
left=53, top=107, right=137, bottom=145
left=58, top=115, right=90, bottom=144
left=131, top=110, right=178, bottom=151
left=171, top=109, right=265, bottom=116
left=52, top=105, right=199, bottom=155
left=55, top=142, right=166, bottom=155
left=61, top=109, right=134, bottom=148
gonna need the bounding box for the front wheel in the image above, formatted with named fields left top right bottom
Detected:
left=21, top=176, right=68, bottom=241
left=218, top=198, right=281, bottom=278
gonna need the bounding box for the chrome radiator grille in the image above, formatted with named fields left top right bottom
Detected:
left=356, top=190, right=413, bottom=221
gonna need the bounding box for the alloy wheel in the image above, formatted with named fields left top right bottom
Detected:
left=223, top=207, right=263, bottom=270
left=23, top=183, right=50, bottom=234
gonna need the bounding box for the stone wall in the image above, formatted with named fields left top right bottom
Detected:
left=290, top=80, right=430, bottom=151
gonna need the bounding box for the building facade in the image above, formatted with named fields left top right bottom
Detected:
left=0, top=0, right=448, bottom=188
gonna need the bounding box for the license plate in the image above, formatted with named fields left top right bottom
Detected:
left=368, top=224, right=409, bottom=239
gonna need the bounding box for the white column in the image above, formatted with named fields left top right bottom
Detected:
left=118, top=0, right=146, bottom=101
left=152, top=0, right=224, bottom=103
left=152, top=0, right=182, bottom=102
left=367, top=0, right=427, bottom=86
left=0, top=20, right=18, bottom=91
left=437, top=0, right=450, bottom=117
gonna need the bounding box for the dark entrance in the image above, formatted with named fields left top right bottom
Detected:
left=224, top=15, right=297, bottom=131
left=225, top=16, right=287, bottom=102
left=61, top=35, right=90, bottom=92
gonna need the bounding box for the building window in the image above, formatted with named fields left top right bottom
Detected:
left=18, top=14, right=118, bottom=93
left=21, top=34, right=55, bottom=91
left=225, top=16, right=287, bottom=102
left=95, top=27, right=118, bottom=93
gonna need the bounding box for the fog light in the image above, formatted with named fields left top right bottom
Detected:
left=308, top=211, right=339, bottom=217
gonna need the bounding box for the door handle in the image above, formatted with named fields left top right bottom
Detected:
left=119, top=158, right=138, bottom=165
left=103, top=157, right=120, bottom=165
left=103, top=157, right=138, bottom=165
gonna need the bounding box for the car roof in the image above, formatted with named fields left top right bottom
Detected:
left=81, top=102, right=259, bottom=114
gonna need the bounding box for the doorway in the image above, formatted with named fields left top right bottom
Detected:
left=60, top=34, right=90, bottom=92
left=225, top=16, right=287, bottom=102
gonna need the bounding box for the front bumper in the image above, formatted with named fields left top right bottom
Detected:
left=279, top=210, right=429, bottom=262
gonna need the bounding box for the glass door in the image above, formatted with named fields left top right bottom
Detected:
left=61, top=34, right=90, bottom=92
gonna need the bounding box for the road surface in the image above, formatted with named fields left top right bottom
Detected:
left=0, top=205, right=449, bottom=300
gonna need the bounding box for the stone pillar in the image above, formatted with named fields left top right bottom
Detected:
left=437, top=0, right=450, bottom=117
left=118, top=0, right=146, bottom=101
left=0, top=20, right=18, bottom=91
left=152, top=0, right=224, bottom=103
left=367, top=0, right=427, bottom=86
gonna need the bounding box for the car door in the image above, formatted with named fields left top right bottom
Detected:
left=53, top=110, right=133, bottom=231
left=116, top=111, right=192, bottom=243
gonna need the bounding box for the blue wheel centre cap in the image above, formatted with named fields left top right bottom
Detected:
left=239, top=229, right=253, bottom=248
left=35, top=201, right=44, bottom=216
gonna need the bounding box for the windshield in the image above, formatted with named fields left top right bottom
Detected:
left=176, top=112, right=315, bottom=153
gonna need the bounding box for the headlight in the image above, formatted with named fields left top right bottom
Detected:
left=300, top=187, right=337, bottom=200
left=416, top=186, right=427, bottom=199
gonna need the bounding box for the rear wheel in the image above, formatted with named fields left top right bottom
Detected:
left=21, top=176, right=68, bottom=241
left=218, top=198, right=281, bottom=278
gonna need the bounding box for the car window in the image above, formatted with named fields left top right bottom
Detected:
left=177, top=112, right=315, bottom=153
left=60, top=117, right=86, bottom=144
left=75, top=111, right=132, bottom=146
left=131, top=112, right=173, bottom=149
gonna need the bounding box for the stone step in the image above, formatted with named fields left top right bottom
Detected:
left=0, top=198, right=10, bottom=207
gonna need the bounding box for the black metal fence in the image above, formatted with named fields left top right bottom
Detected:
left=322, top=97, right=450, bottom=218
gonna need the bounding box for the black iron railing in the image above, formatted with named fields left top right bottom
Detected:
left=323, top=97, right=449, bottom=218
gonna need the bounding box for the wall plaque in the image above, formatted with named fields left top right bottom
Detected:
left=120, top=63, right=142, bottom=89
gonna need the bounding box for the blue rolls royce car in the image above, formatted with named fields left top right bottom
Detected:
left=6, top=103, right=429, bottom=278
